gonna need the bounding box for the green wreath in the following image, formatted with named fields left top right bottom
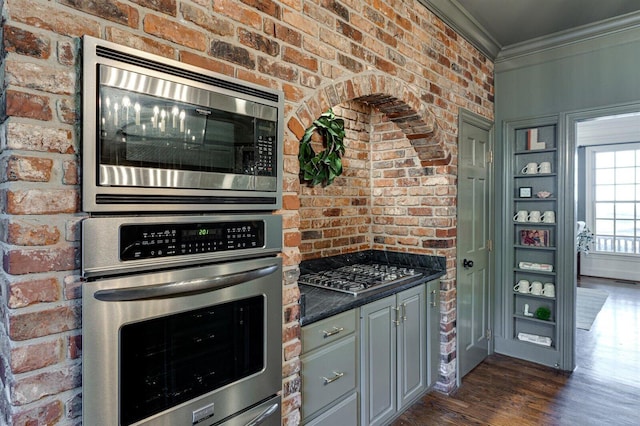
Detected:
left=298, top=108, right=346, bottom=186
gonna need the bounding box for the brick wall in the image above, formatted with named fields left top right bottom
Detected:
left=0, top=0, right=493, bottom=424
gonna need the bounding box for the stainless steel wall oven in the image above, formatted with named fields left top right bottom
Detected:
left=82, top=36, right=284, bottom=212
left=81, top=214, right=283, bottom=425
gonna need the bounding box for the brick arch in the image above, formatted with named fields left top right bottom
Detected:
left=287, top=72, right=450, bottom=166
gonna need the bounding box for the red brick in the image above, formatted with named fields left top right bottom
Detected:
left=4, top=219, right=61, bottom=246
left=10, top=338, right=63, bottom=373
left=68, top=334, right=82, bottom=359
left=9, top=305, right=80, bottom=341
left=282, top=46, right=318, bottom=71
left=6, top=189, right=79, bottom=214
left=258, top=57, right=299, bottom=81
left=2, top=155, right=53, bottom=182
left=180, top=51, right=234, bottom=77
left=8, top=277, right=60, bottom=308
left=10, top=364, right=81, bottom=405
left=214, top=0, right=262, bottom=30
left=144, top=14, right=206, bottom=50
left=11, top=400, right=64, bottom=426
left=4, top=121, right=75, bottom=153
left=240, top=0, right=281, bottom=18
left=57, top=40, right=76, bottom=66
left=180, top=2, right=234, bottom=36
left=3, top=246, right=79, bottom=275
left=63, top=159, right=79, bottom=185
left=131, top=0, right=177, bottom=15
left=59, top=0, right=139, bottom=28
left=5, top=59, right=75, bottom=95
left=105, top=27, right=176, bottom=58
left=239, top=28, right=280, bottom=56
left=9, top=0, right=101, bottom=37
left=3, top=25, right=51, bottom=59
left=56, top=98, right=77, bottom=124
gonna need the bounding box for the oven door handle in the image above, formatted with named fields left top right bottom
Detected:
left=93, top=264, right=279, bottom=301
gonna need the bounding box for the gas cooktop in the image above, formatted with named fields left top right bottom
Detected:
left=298, top=263, right=422, bottom=296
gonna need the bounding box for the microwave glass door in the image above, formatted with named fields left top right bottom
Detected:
left=119, top=295, right=264, bottom=425
left=97, top=65, right=278, bottom=189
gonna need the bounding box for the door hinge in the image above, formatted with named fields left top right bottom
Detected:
left=486, top=328, right=492, bottom=340
left=487, top=150, right=493, bottom=164
left=487, top=239, right=493, bottom=251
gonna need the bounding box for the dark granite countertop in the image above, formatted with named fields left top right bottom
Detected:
left=299, top=250, right=446, bottom=326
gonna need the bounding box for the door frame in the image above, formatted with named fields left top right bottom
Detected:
left=456, top=108, right=495, bottom=387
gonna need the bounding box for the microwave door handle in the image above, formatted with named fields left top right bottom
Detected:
left=245, top=402, right=279, bottom=426
left=93, top=264, right=279, bottom=302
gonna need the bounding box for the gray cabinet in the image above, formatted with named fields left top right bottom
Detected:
left=426, top=279, right=440, bottom=388
left=360, top=284, right=427, bottom=426
left=301, top=309, right=358, bottom=424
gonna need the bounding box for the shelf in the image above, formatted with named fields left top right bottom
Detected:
left=513, top=314, right=556, bottom=325
left=514, top=244, right=556, bottom=251
left=514, top=197, right=557, bottom=202
left=513, top=222, right=556, bottom=227
left=513, top=173, right=557, bottom=179
left=514, top=148, right=557, bottom=155
left=513, top=292, right=556, bottom=301
left=513, top=268, right=556, bottom=276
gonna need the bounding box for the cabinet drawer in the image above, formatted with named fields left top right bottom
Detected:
left=301, top=334, right=357, bottom=418
left=304, top=391, right=358, bottom=426
left=302, top=309, right=356, bottom=353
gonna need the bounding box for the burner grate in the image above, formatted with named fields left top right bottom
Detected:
left=299, top=263, right=422, bottom=295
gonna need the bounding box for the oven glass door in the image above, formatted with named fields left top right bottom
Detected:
left=120, top=295, right=264, bottom=425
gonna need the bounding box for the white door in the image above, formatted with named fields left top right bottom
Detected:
left=457, top=109, right=493, bottom=381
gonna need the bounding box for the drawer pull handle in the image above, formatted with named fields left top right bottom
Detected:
left=322, top=327, right=344, bottom=338
left=322, top=371, right=344, bottom=385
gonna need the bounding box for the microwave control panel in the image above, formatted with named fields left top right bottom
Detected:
left=254, top=119, right=277, bottom=176
left=120, top=221, right=265, bottom=260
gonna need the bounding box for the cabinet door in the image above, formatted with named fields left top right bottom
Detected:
left=360, top=295, right=396, bottom=426
left=397, top=285, right=426, bottom=410
left=426, top=279, right=440, bottom=388
left=304, top=391, right=358, bottom=426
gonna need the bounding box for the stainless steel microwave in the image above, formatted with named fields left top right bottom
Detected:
left=82, top=36, right=284, bottom=213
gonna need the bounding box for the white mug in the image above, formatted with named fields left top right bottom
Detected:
left=514, top=280, right=530, bottom=293
left=543, top=283, right=555, bottom=297
left=542, top=211, right=555, bottom=223
left=513, top=210, right=528, bottom=222
left=531, top=281, right=543, bottom=295
left=539, top=161, right=552, bottom=173
left=521, top=162, right=538, bottom=175
left=528, top=210, right=541, bottom=223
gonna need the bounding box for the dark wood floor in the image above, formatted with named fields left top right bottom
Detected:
left=394, top=276, right=640, bottom=425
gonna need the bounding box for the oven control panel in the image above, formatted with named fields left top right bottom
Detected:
left=120, top=220, right=265, bottom=260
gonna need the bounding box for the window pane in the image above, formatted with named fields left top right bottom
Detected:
left=616, top=184, right=635, bottom=201
left=596, top=219, right=614, bottom=234
left=616, top=150, right=636, bottom=167
left=616, top=220, right=635, bottom=236
left=637, top=166, right=640, bottom=183
left=595, top=152, right=615, bottom=168
left=596, top=185, right=615, bottom=201
left=595, top=202, right=615, bottom=218
left=615, top=237, right=635, bottom=253
left=615, top=167, right=635, bottom=184
left=616, top=202, right=635, bottom=219
left=595, top=168, right=615, bottom=184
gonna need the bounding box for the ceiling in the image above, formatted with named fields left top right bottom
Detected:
left=422, top=0, right=640, bottom=59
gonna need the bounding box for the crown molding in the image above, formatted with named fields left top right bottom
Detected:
left=418, top=0, right=501, bottom=60
left=495, top=10, right=640, bottom=71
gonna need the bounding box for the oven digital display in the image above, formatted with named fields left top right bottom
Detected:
left=119, top=221, right=265, bottom=260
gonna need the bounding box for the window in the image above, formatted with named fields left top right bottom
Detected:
left=586, top=143, right=640, bottom=254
